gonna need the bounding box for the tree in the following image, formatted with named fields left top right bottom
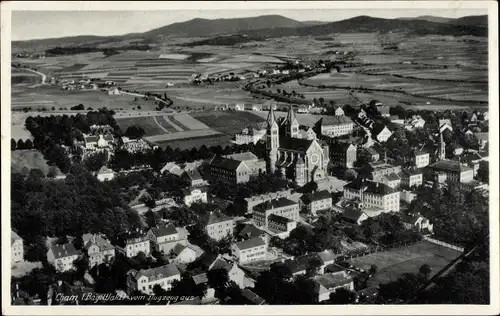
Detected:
left=24, top=139, right=33, bottom=150
left=305, top=257, right=323, bottom=277
left=207, top=268, right=229, bottom=291
left=329, top=287, right=357, bottom=304
left=17, top=139, right=25, bottom=150
left=11, top=139, right=17, bottom=151
left=476, top=161, right=489, bottom=183
left=83, top=152, right=107, bottom=172
left=124, top=126, right=145, bottom=139
left=419, top=264, right=432, bottom=279
left=369, top=264, right=378, bottom=275
left=24, top=235, right=48, bottom=262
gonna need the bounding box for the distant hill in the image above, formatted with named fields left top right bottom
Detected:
left=238, top=15, right=488, bottom=38
left=142, top=15, right=308, bottom=38
left=181, top=34, right=265, bottom=47
left=399, top=14, right=487, bottom=26
left=399, top=15, right=454, bottom=23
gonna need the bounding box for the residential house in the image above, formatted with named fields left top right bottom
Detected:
left=244, top=189, right=299, bottom=213
left=231, top=237, right=267, bottom=264
left=341, top=208, right=369, bottom=225
left=330, top=142, right=357, bottom=168
left=399, top=168, right=423, bottom=188
left=414, top=151, right=430, bottom=168
left=317, top=250, right=339, bottom=274
left=182, top=186, right=208, bottom=207
left=334, top=106, right=345, bottom=117
left=108, top=87, right=121, bottom=95
left=193, top=254, right=247, bottom=290
left=160, top=162, right=184, bottom=177
left=427, top=160, right=474, bottom=184
left=237, top=224, right=267, bottom=242
left=389, top=116, right=404, bottom=125
left=267, top=214, right=297, bottom=238
left=181, top=169, right=204, bottom=187
left=401, top=213, right=433, bottom=234
left=147, top=224, right=187, bottom=254
left=365, top=147, right=380, bottom=162
left=126, top=263, right=181, bottom=295
left=205, top=211, right=234, bottom=241
left=439, top=119, right=453, bottom=133
left=96, top=166, right=115, bottom=182
left=82, top=233, right=115, bottom=268
left=313, top=271, right=355, bottom=302
left=370, top=161, right=402, bottom=182
left=252, top=197, right=300, bottom=228
left=404, top=116, right=426, bottom=131
left=47, top=243, right=82, bottom=272
left=343, top=180, right=400, bottom=213
left=297, top=105, right=309, bottom=114
left=381, top=173, right=401, bottom=189
left=11, top=231, right=24, bottom=264
left=284, top=253, right=322, bottom=276
left=123, top=234, right=151, bottom=258
left=170, top=244, right=197, bottom=264
left=208, top=155, right=251, bottom=184
left=301, top=190, right=333, bottom=216
left=371, top=123, right=392, bottom=142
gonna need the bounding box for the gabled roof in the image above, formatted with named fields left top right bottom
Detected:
left=321, top=116, right=354, bottom=126
left=128, top=263, right=180, bottom=281
left=151, top=223, right=178, bottom=237
left=224, top=151, right=258, bottom=162
left=415, top=150, right=428, bottom=156
left=238, top=224, right=265, bottom=239
left=172, top=243, right=189, bottom=256
left=309, top=190, right=332, bottom=202
left=317, top=249, right=338, bottom=264
left=209, top=155, right=245, bottom=171
left=234, top=237, right=266, bottom=251
left=241, top=289, right=266, bottom=305
left=192, top=273, right=208, bottom=285
left=372, top=123, right=389, bottom=136
left=474, top=132, right=488, bottom=142
left=268, top=213, right=293, bottom=225
left=313, top=271, right=353, bottom=290
left=206, top=211, right=232, bottom=226
left=383, top=173, right=400, bottom=181
left=97, top=166, right=114, bottom=175
left=428, top=160, right=473, bottom=173
left=182, top=169, right=203, bottom=181
left=85, top=135, right=98, bottom=143
left=284, top=253, right=321, bottom=274
left=49, top=243, right=81, bottom=259
left=82, top=233, right=115, bottom=251
left=253, top=197, right=298, bottom=213
left=399, top=168, right=422, bottom=177
left=344, top=180, right=396, bottom=195
left=11, top=231, right=22, bottom=244
left=341, top=208, right=366, bottom=222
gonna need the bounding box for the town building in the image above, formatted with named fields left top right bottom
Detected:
left=267, top=214, right=297, bottom=238
left=341, top=208, right=370, bottom=225
left=182, top=186, right=208, bottom=207
left=224, top=151, right=266, bottom=176
left=266, top=106, right=330, bottom=186
left=399, top=168, right=423, bottom=188
left=381, top=173, right=401, bottom=189
left=11, top=231, right=24, bottom=264
left=194, top=253, right=247, bottom=289
left=334, top=106, right=345, bottom=117
left=235, top=127, right=266, bottom=145
left=205, top=211, right=234, bottom=241
left=82, top=233, right=115, bottom=268
left=317, top=250, right=339, bottom=274
left=231, top=237, right=267, bottom=264
left=122, top=137, right=156, bottom=153
left=371, top=124, right=392, bottom=142
left=320, top=116, right=355, bottom=137
left=301, top=190, right=333, bottom=216
left=180, top=169, right=204, bottom=187
left=170, top=244, right=197, bottom=264
left=330, top=142, right=357, bottom=168
left=147, top=224, right=188, bottom=254
left=96, top=166, right=115, bottom=182
left=343, top=180, right=400, bottom=213
left=400, top=213, right=434, bottom=234
left=474, top=132, right=488, bottom=150
left=244, top=189, right=301, bottom=213
left=414, top=151, right=430, bottom=168
left=427, top=160, right=474, bottom=184
left=364, top=147, right=380, bottom=162
left=252, top=197, right=300, bottom=228
left=370, top=161, right=402, bottom=182
left=123, top=234, right=151, bottom=258
left=208, top=155, right=251, bottom=184
left=126, top=263, right=181, bottom=295
left=47, top=243, right=82, bottom=272
left=404, top=115, right=426, bottom=131
left=313, top=271, right=355, bottom=302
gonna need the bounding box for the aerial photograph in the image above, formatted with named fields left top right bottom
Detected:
left=7, top=3, right=492, bottom=308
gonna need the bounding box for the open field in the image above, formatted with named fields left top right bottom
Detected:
left=11, top=126, right=33, bottom=140
left=117, top=116, right=171, bottom=136
left=347, top=240, right=462, bottom=287
left=11, top=150, right=52, bottom=175
left=190, top=111, right=265, bottom=135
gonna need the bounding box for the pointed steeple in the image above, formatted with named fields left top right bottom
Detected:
left=267, top=105, right=277, bottom=127
left=286, top=103, right=297, bottom=124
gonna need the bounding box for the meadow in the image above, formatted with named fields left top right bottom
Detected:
left=347, top=240, right=461, bottom=287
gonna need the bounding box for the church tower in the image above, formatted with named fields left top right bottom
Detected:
left=439, top=132, right=446, bottom=160
left=266, top=106, right=279, bottom=173
left=285, top=105, right=299, bottom=138
left=295, top=155, right=306, bottom=187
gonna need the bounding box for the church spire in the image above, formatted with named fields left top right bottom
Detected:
left=267, top=105, right=277, bottom=127
left=286, top=103, right=297, bottom=124
left=439, top=131, right=446, bottom=160
left=285, top=104, right=299, bottom=138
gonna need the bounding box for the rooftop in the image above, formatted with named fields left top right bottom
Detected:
left=182, top=169, right=203, bottom=181
left=341, top=208, right=365, bottom=222
left=209, top=155, right=245, bottom=171
left=241, top=289, right=266, bottom=305
left=49, top=242, right=81, bottom=259
left=253, top=197, right=298, bottom=213
left=317, top=249, right=339, bottom=264
left=313, top=271, right=353, bottom=290
left=234, top=237, right=266, bottom=251
left=224, top=151, right=258, bottom=162
left=11, top=231, right=22, bottom=244
left=206, top=211, right=233, bottom=226
left=129, top=263, right=180, bottom=281
left=82, top=233, right=115, bottom=251
left=429, top=160, right=473, bottom=173
left=344, top=180, right=396, bottom=196
left=383, top=173, right=400, bottom=181
left=268, top=213, right=293, bottom=225
left=151, top=223, right=177, bottom=237
left=238, top=224, right=265, bottom=239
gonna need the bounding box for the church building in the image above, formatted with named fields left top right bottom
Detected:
left=266, top=106, right=330, bottom=186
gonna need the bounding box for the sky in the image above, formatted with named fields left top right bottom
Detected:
left=12, top=8, right=488, bottom=41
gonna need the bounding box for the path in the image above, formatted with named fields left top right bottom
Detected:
left=152, top=116, right=171, bottom=134
left=162, top=115, right=184, bottom=132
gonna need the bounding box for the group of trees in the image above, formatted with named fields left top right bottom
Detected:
left=11, top=139, right=34, bottom=151
left=45, top=44, right=152, bottom=57
left=11, top=165, right=142, bottom=262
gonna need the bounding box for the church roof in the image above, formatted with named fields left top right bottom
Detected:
left=279, top=136, right=313, bottom=152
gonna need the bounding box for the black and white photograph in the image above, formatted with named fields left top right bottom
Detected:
left=1, top=1, right=498, bottom=315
